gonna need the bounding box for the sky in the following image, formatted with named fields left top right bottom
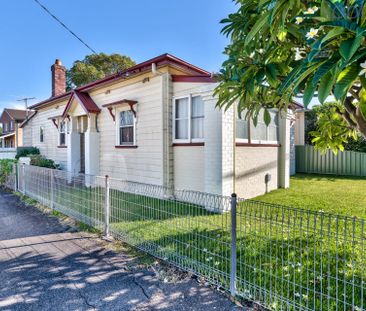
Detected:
left=0, top=0, right=236, bottom=110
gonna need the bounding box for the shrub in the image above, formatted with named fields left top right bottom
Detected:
left=16, top=147, right=40, bottom=159
left=0, top=159, right=16, bottom=184
left=30, top=155, right=59, bottom=169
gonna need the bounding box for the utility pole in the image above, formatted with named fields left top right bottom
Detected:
left=17, top=97, right=36, bottom=148
left=17, top=97, right=36, bottom=120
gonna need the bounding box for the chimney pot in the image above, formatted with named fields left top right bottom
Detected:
left=51, top=59, right=66, bottom=97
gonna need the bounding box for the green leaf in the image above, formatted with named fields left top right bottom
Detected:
left=340, top=36, right=363, bottom=60
left=265, top=64, right=277, bottom=84
left=320, top=20, right=360, bottom=33
left=321, top=28, right=345, bottom=44
left=333, top=63, right=360, bottom=100
left=303, top=81, right=316, bottom=108
left=263, top=109, right=271, bottom=126
left=318, top=71, right=335, bottom=104
left=312, top=58, right=338, bottom=86
left=320, top=0, right=333, bottom=19
left=340, top=39, right=353, bottom=60
left=245, top=11, right=270, bottom=45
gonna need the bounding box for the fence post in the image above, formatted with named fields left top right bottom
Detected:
left=230, top=193, right=237, bottom=297
left=50, top=169, right=54, bottom=209
left=104, top=175, right=110, bottom=237
left=22, top=163, right=26, bottom=195
left=13, top=163, right=17, bottom=191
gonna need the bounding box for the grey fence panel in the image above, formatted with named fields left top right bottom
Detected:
left=296, top=145, right=366, bottom=177
left=107, top=177, right=232, bottom=290
left=1, top=164, right=365, bottom=311
left=236, top=200, right=366, bottom=311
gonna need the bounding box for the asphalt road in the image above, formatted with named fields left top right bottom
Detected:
left=0, top=189, right=241, bottom=311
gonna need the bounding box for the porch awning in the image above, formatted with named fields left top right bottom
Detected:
left=0, top=132, right=15, bottom=139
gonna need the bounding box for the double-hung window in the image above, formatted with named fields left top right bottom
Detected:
left=10, top=122, right=14, bottom=131
left=174, top=95, right=204, bottom=143
left=236, top=109, right=279, bottom=144
left=59, top=121, right=66, bottom=146
left=118, top=110, right=135, bottom=145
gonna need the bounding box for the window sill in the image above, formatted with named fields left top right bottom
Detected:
left=57, top=145, right=67, bottom=148
left=236, top=142, right=281, bottom=147
left=173, top=143, right=205, bottom=147
left=115, top=145, right=138, bottom=149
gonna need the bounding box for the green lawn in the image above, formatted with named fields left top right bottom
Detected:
left=255, top=173, right=366, bottom=219
left=21, top=173, right=366, bottom=311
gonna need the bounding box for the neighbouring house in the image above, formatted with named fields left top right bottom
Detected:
left=21, top=55, right=304, bottom=199
left=0, top=109, right=36, bottom=159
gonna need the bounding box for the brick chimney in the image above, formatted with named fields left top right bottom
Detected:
left=51, top=59, right=66, bottom=97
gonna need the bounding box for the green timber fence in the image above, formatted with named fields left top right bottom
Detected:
left=296, top=145, right=366, bottom=177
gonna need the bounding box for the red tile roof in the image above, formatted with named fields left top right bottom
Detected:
left=0, top=109, right=28, bottom=122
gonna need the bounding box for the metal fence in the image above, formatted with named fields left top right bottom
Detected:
left=296, top=145, right=366, bottom=177
left=3, top=164, right=366, bottom=311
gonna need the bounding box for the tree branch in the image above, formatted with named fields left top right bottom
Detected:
left=334, top=108, right=356, bottom=130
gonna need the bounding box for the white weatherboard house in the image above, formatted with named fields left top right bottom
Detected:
left=21, top=54, right=304, bottom=199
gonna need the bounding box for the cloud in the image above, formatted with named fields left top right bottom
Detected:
left=0, top=101, right=26, bottom=110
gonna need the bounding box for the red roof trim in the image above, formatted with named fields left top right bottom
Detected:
left=29, top=54, right=211, bottom=110
left=61, top=90, right=101, bottom=118
left=172, top=75, right=216, bottom=83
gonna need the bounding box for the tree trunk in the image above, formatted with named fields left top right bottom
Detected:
left=344, top=97, right=366, bottom=139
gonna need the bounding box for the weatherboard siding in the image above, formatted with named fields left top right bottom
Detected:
left=25, top=102, right=68, bottom=169
left=91, top=75, right=164, bottom=184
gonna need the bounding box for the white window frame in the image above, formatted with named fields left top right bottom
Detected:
left=115, top=106, right=136, bottom=146
left=10, top=121, right=14, bottom=131
left=236, top=109, right=279, bottom=145
left=3, top=123, right=7, bottom=132
left=173, top=94, right=204, bottom=144
left=59, top=120, right=66, bottom=146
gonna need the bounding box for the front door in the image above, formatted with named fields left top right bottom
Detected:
left=79, top=133, right=85, bottom=173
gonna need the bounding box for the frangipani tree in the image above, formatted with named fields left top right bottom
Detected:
left=215, top=0, right=366, bottom=152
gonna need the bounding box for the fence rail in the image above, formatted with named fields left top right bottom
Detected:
left=296, top=145, right=366, bottom=177
left=2, top=164, right=366, bottom=311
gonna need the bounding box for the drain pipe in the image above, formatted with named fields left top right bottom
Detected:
left=152, top=63, right=163, bottom=76
left=151, top=63, right=172, bottom=191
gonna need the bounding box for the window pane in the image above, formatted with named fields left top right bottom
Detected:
left=120, top=126, right=134, bottom=144
left=251, top=123, right=267, bottom=141
left=60, top=133, right=65, bottom=145
left=192, top=96, right=204, bottom=117
left=120, top=111, right=134, bottom=126
left=60, top=122, right=65, bottom=133
left=268, top=125, right=279, bottom=141
left=175, top=98, right=188, bottom=118
left=236, top=118, right=249, bottom=139
left=175, top=119, right=188, bottom=139
left=268, top=110, right=279, bottom=141
left=192, top=118, right=204, bottom=139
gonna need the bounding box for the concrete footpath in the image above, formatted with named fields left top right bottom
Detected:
left=0, top=189, right=241, bottom=311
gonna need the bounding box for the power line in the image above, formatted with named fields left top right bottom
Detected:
left=17, top=97, right=36, bottom=109
left=32, top=0, right=97, bottom=54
